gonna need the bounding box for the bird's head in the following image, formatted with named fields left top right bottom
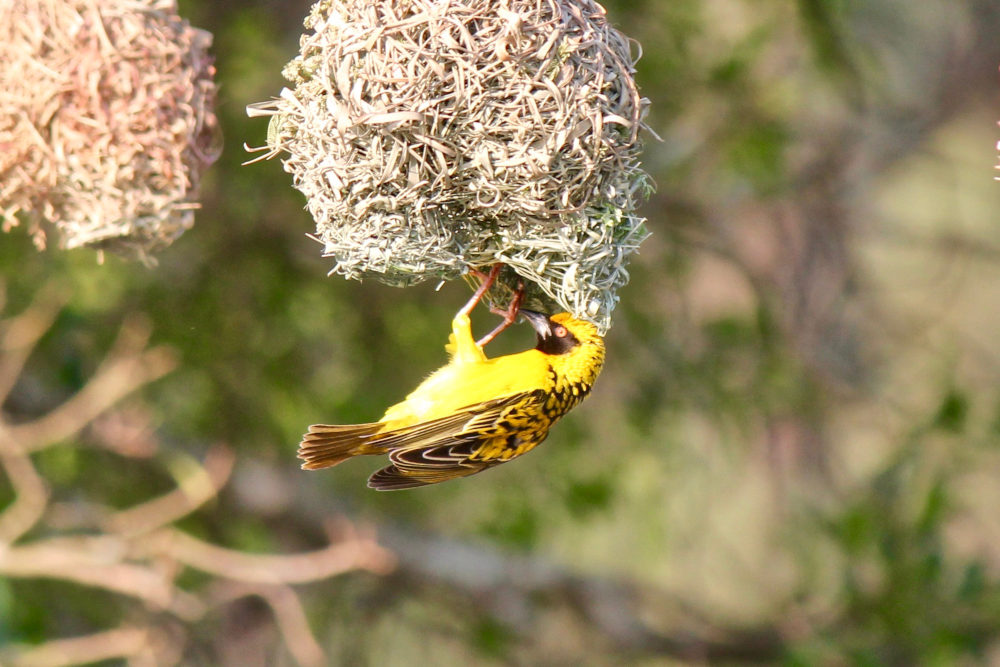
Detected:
left=520, top=310, right=605, bottom=387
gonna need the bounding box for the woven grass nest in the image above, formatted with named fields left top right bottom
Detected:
left=0, top=0, right=220, bottom=259
left=250, top=0, right=651, bottom=331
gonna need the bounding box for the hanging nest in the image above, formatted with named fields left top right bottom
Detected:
left=0, top=0, right=220, bottom=260
left=249, top=0, right=651, bottom=331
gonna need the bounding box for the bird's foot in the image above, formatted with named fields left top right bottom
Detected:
left=457, top=263, right=502, bottom=319
left=476, top=280, right=525, bottom=348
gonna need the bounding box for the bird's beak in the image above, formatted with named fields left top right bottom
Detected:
left=520, top=309, right=552, bottom=338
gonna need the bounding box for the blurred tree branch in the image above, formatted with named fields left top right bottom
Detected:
left=3, top=312, right=177, bottom=453
left=0, top=626, right=174, bottom=667
left=248, top=469, right=789, bottom=663
left=0, top=284, right=790, bottom=663
left=0, top=288, right=395, bottom=666
left=374, top=524, right=787, bottom=662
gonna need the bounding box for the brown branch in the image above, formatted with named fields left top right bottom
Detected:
left=0, top=294, right=396, bottom=665
left=0, top=626, right=164, bottom=667
left=140, top=520, right=396, bottom=584
left=211, top=582, right=325, bottom=667
left=0, top=535, right=206, bottom=619
left=3, top=315, right=177, bottom=453
left=88, top=405, right=161, bottom=458
left=103, top=443, right=235, bottom=536
left=0, top=446, right=48, bottom=544
left=226, top=466, right=790, bottom=663
left=375, top=525, right=785, bottom=662
left=0, top=283, right=67, bottom=407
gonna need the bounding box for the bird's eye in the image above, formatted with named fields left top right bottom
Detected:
left=553, top=325, right=568, bottom=338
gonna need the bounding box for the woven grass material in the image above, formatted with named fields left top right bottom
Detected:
left=249, top=0, right=650, bottom=331
left=0, top=0, right=220, bottom=259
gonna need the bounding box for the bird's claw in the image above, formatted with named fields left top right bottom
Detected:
left=456, top=263, right=524, bottom=348
left=476, top=280, right=525, bottom=348
left=458, top=264, right=502, bottom=319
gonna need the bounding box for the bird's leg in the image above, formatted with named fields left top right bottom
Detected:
left=476, top=279, right=525, bottom=348
left=458, top=264, right=501, bottom=318
left=449, top=264, right=502, bottom=363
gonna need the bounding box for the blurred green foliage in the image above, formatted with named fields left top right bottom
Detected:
left=3, top=0, right=1000, bottom=664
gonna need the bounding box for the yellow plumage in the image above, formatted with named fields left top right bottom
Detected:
left=298, top=310, right=605, bottom=490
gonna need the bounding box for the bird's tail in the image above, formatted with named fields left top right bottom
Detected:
left=298, top=423, right=384, bottom=470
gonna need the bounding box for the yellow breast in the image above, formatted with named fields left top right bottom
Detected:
left=379, top=349, right=553, bottom=428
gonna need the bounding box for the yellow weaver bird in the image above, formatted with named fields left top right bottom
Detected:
left=298, top=268, right=605, bottom=490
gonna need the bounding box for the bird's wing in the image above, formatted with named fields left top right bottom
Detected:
left=368, top=441, right=485, bottom=490
left=366, top=390, right=546, bottom=490
left=299, top=391, right=538, bottom=473
left=369, top=392, right=532, bottom=448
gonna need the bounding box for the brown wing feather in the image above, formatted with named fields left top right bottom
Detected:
left=367, top=439, right=484, bottom=489
left=298, top=393, right=537, bottom=474
left=366, top=465, right=456, bottom=490
left=367, top=391, right=548, bottom=490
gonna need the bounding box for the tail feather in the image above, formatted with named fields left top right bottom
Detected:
left=298, top=423, right=383, bottom=470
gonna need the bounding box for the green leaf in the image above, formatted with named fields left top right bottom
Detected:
left=932, top=390, right=968, bottom=434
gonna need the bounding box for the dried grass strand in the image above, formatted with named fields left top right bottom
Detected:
left=0, top=0, right=220, bottom=258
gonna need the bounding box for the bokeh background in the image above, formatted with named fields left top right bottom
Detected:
left=3, top=0, right=1000, bottom=664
